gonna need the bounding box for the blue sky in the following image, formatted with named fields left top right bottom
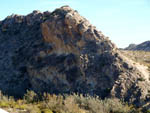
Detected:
left=0, top=0, right=150, bottom=48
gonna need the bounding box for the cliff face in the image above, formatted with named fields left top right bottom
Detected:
left=125, top=41, right=150, bottom=51
left=0, top=6, right=150, bottom=107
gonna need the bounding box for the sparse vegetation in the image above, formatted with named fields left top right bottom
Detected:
left=1, top=27, right=8, bottom=33
left=138, top=77, right=145, bottom=81
left=0, top=90, right=144, bottom=113
left=121, top=50, right=150, bottom=66
left=121, top=50, right=150, bottom=71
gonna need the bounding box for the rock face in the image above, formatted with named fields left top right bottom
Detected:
left=125, top=41, right=150, bottom=51
left=0, top=6, right=150, bottom=107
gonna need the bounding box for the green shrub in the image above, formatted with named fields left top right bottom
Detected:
left=24, top=90, right=38, bottom=103
left=138, top=78, right=145, bottom=81
left=41, top=109, right=53, bottom=113
left=0, top=90, right=144, bottom=113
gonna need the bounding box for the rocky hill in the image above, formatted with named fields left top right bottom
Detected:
left=125, top=41, right=150, bottom=51
left=0, top=6, right=150, bottom=108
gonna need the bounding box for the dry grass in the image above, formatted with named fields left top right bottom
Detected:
left=0, top=91, right=143, bottom=113
left=121, top=50, right=150, bottom=70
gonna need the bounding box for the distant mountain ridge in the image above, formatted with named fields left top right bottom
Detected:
left=125, top=41, right=150, bottom=51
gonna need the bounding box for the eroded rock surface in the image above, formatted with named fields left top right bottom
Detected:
left=0, top=6, right=150, bottom=107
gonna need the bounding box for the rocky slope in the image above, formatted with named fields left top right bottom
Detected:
left=125, top=41, right=150, bottom=51
left=0, top=6, right=150, bottom=108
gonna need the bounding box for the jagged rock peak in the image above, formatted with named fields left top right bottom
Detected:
left=42, top=5, right=117, bottom=55
left=60, top=5, right=74, bottom=11
left=32, top=10, right=41, bottom=14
